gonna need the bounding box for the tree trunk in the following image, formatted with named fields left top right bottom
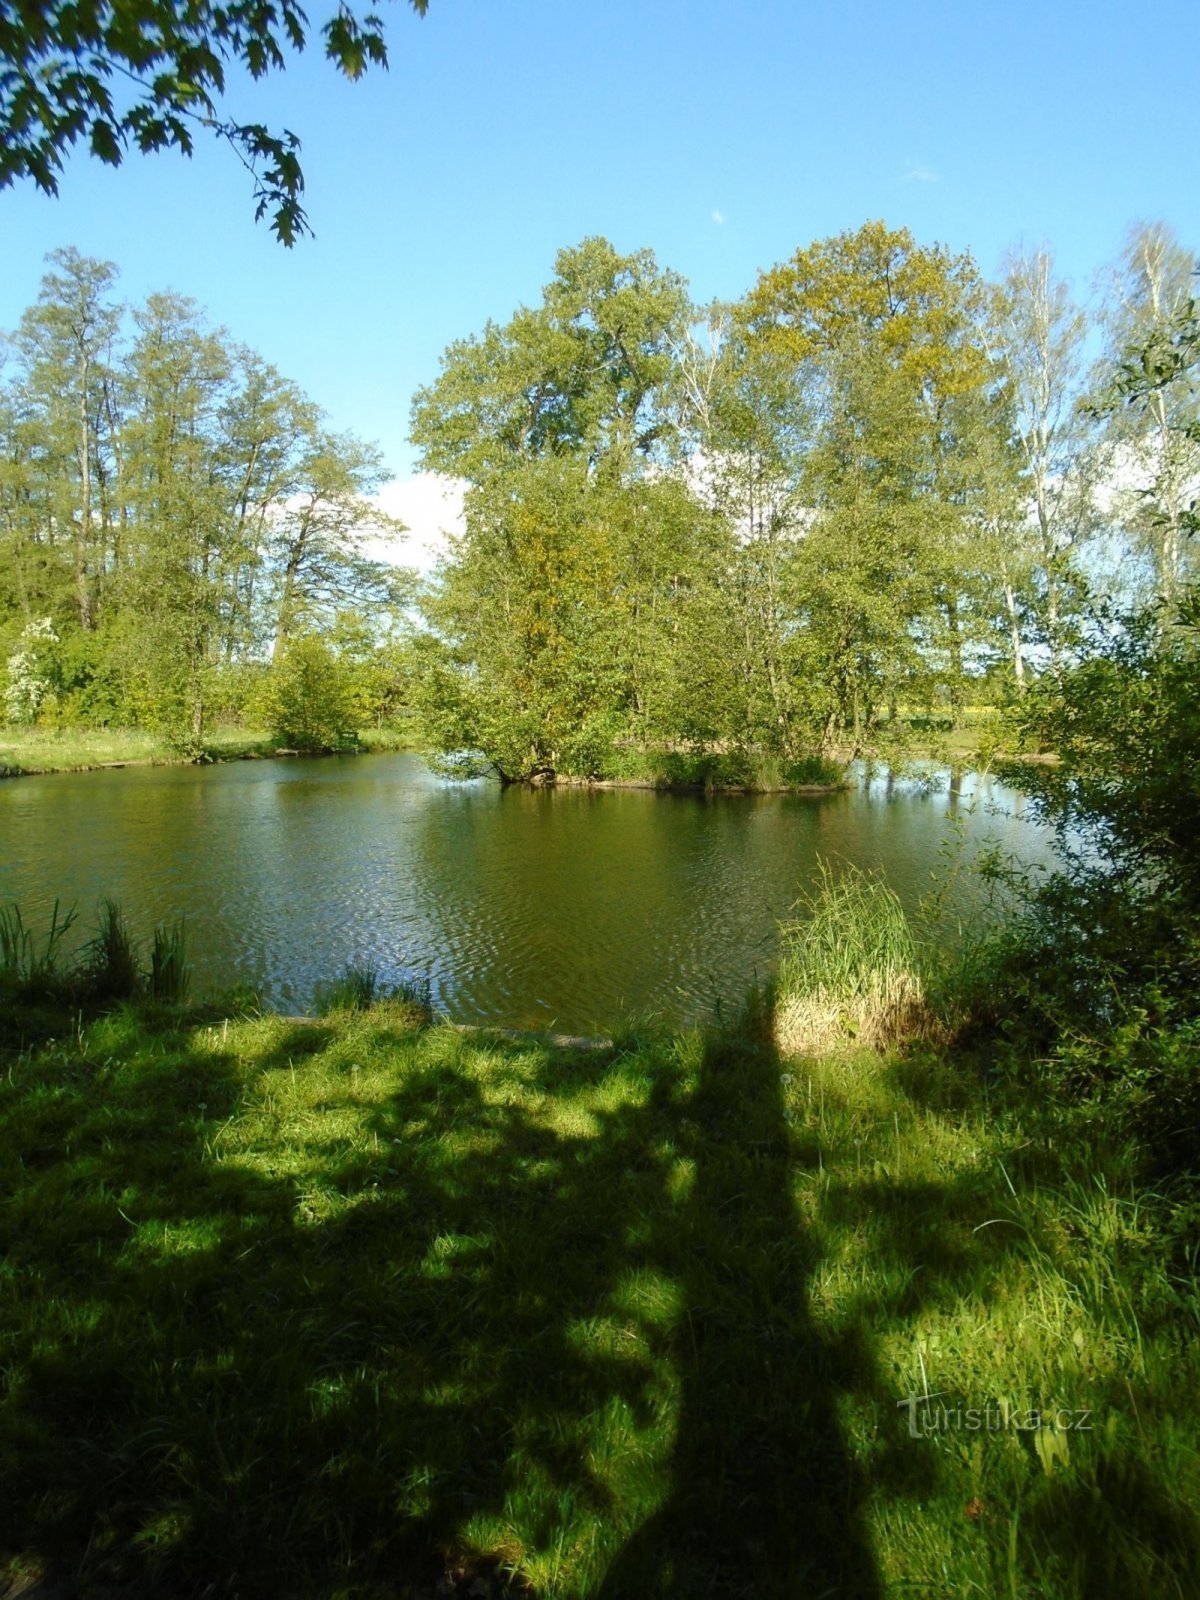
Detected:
left=1001, top=563, right=1027, bottom=692
left=76, top=344, right=94, bottom=630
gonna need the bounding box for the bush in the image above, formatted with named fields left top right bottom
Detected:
left=597, top=746, right=844, bottom=790
left=262, top=634, right=356, bottom=750
left=971, top=585, right=1200, bottom=1183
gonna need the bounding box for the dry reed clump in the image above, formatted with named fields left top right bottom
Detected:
left=774, top=863, right=944, bottom=1057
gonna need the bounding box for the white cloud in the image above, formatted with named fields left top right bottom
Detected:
left=711, top=209, right=726, bottom=225
left=363, top=472, right=467, bottom=574
left=902, top=163, right=939, bottom=184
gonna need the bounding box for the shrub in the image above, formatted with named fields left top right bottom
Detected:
left=262, top=634, right=356, bottom=751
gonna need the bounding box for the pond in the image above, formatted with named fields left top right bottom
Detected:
left=0, top=752, right=1053, bottom=1031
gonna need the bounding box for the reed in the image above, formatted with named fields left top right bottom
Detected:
left=0, top=899, right=78, bottom=996
left=82, top=898, right=142, bottom=1001
left=150, top=920, right=190, bottom=1003
left=776, top=861, right=940, bottom=1055
left=314, top=963, right=432, bottom=1025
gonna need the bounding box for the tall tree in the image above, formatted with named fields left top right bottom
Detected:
left=1099, top=224, right=1199, bottom=608
left=12, top=248, right=122, bottom=633
left=118, top=291, right=234, bottom=745
left=992, top=248, right=1098, bottom=672
left=412, top=236, right=691, bottom=483
left=266, top=429, right=403, bottom=657
left=412, top=237, right=700, bottom=779
left=216, top=352, right=318, bottom=660
left=740, top=221, right=1005, bottom=747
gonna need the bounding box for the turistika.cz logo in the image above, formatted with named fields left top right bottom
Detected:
left=897, top=1392, right=1094, bottom=1439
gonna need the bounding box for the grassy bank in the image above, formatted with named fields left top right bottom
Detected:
left=2, top=983, right=1195, bottom=1598
left=0, top=724, right=420, bottom=779
left=546, top=749, right=847, bottom=793
left=547, top=710, right=1035, bottom=793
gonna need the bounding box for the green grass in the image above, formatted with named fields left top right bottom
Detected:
left=356, top=723, right=423, bottom=755
left=0, top=724, right=421, bottom=777
left=593, top=747, right=846, bottom=791
left=1, top=993, right=1195, bottom=1598
left=776, top=862, right=937, bottom=1053
left=314, top=960, right=432, bottom=1025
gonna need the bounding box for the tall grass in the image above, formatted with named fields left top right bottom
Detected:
left=315, top=961, right=381, bottom=1013
left=776, top=861, right=939, bottom=1055
left=82, top=898, right=142, bottom=1000
left=0, top=899, right=77, bottom=994
left=0, top=898, right=191, bottom=1009
left=150, top=920, right=190, bottom=1003
left=314, top=960, right=432, bottom=1026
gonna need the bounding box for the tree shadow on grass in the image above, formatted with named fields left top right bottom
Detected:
left=6, top=999, right=1193, bottom=1599
left=595, top=1008, right=882, bottom=1599
left=0, top=1001, right=886, bottom=1598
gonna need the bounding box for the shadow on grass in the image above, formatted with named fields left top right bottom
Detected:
left=595, top=1010, right=881, bottom=1598
left=1, top=999, right=1196, bottom=1598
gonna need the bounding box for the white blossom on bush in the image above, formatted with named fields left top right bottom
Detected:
left=4, top=618, right=59, bottom=724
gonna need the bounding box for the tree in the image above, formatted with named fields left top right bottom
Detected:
left=10, top=248, right=123, bottom=633
left=740, top=221, right=1006, bottom=746
left=412, top=237, right=700, bottom=781
left=1, top=249, right=410, bottom=740
left=265, top=429, right=405, bottom=655
left=994, top=248, right=1099, bottom=673
left=411, top=236, right=691, bottom=482
left=1098, top=224, right=1200, bottom=608
left=262, top=630, right=355, bottom=748
left=0, top=0, right=429, bottom=243
left=684, top=314, right=819, bottom=756
left=116, top=290, right=235, bottom=746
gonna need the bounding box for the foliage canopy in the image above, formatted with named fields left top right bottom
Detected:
left=0, top=0, right=429, bottom=242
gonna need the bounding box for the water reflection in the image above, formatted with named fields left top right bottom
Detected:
left=0, top=754, right=1052, bottom=1029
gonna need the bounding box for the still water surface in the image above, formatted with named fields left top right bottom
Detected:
left=0, top=753, right=1051, bottom=1030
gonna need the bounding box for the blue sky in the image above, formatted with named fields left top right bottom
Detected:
left=1, top=0, right=1196, bottom=479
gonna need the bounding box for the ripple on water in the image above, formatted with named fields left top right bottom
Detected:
left=0, top=753, right=1055, bottom=1029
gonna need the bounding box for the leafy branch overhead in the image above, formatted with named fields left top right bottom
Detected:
left=0, top=0, right=429, bottom=243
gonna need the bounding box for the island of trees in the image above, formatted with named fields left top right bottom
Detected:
left=3, top=219, right=1195, bottom=785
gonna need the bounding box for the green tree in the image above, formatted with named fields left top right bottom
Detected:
left=266, top=429, right=404, bottom=657
left=214, top=350, right=318, bottom=661
left=0, top=0, right=430, bottom=243
left=1098, top=225, right=1199, bottom=608
left=411, top=235, right=691, bottom=482
left=10, top=248, right=123, bottom=634
left=412, top=237, right=700, bottom=780
left=115, top=291, right=236, bottom=746
left=686, top=313, right=818, bottom=757
left=740, top=221, right=1007, bottom=748
left=420, top=458, right=623, bottom=781
left=262, top=631, right=354, bottom=749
